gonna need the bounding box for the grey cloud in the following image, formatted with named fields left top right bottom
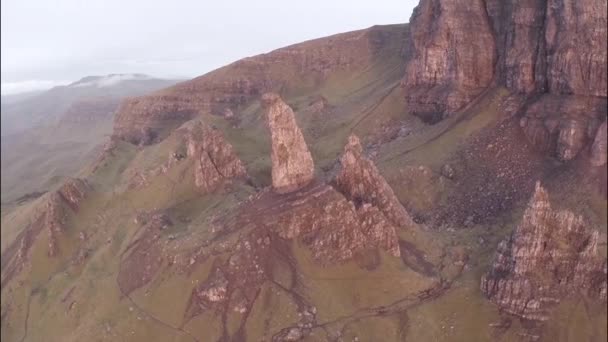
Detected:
left=1, top=0, right=418, bottom=94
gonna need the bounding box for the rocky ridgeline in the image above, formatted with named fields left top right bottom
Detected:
left=112, top=25, right=404, bottom=145
left=481, top=182, right=607, bottom=321
left=403, top=0, right=607, bottom=162
left=1, top=178, right=91, bottom=288
left=262, top=93, right=315, bottom=194
left=45, top=179, right=90, bottom=257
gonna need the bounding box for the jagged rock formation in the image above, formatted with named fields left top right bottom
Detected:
left=186, top=121, right=248, bottom=193
left=481, top=182, right=607, bottom=321
left=45, top=193, right=67, bottom=257
left=270, top=184, right=401, bottom=263
left=112, top=25, right=405, bottom=145
left=403, top=0, right=607, bottom=160
left=57, top=178, right=90, bottom=211
left=262, top=93, right=315, bottom=194
left=335, top=135, right=415, bottom=228
left=402, top=0, right=496, bottom=123
left=591, top=120, right=607, bottom=166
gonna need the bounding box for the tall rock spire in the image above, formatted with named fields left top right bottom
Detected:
left=335, top=134, right=415, bottom=229
left=262, top=93, right=315, bottom=194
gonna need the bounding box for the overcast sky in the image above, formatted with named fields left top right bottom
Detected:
left=1, top=0, right=418, bottom=95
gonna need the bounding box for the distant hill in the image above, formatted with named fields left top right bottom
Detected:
left=0, top=74, right=181, bottom=203
left=0, top=90, right=44, bottom=105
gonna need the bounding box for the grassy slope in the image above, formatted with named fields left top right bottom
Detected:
left=1, top=25, right=606, bottom=342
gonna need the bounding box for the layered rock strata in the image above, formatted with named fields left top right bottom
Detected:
left=403, top=0, right=607, bottom=161
left=402, top=0, right=497, bottom=123
left=262, top=93, right=315, bottom=194
left=481, top=182, right=607, bottom=320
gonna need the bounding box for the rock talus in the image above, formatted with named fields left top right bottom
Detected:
left=262, top=93, right=315, bottom=194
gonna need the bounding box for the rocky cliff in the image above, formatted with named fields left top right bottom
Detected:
left=403, top=0, right=607, bottom=161
left=402, top=0, right=496, bottom=123
left=112, top=25, right=406, bottom=145
left=481, top=182, right=607, bottom=321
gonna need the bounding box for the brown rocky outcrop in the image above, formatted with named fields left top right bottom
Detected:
left=187, top=121, right=247, bottom=193
left=481, top=182, right=607, bottom=321
left=335, top=135, right=415, bottom=228
left=112, top=25, right=406, bottom=145
left=127, top=121, right=247, bottom=192
left=591, top=120, right=607, bottom=166
left=403, top=0, right=607, bottom=159
left=402, top=0, right=496, bottom=123
left=268, top=184, right=400, bottom=263
left=57, top=178, right=90, bottom=211
left=262, top=93, right=315, bottom=194
left=45, top=193, right=66, bottom=257
left=519, top=95, right=606, bottom=160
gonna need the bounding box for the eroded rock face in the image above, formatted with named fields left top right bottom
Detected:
left=403, top=0, right=608, bottom=157
left=402, top=0, right=496, bottom=123
left=187, top=122, right=247, bottom=193
left=271, top=184, right=400, bottom=263
left=591, top=121, right=607, bottom=166
left=335, top=135, right=414, bottom=229
left=45, top=194, right=66, bottom=257
left=262, top=93, right=315, bottom=194
left=481, top=182, right=607, bottom=321
left=519, top=95, right=606, bottom=160
left=118, top=211, right=172, bottom=296
left=544, top=0, right=608, bottom=97
left=57, top=178, right=90, bottom=211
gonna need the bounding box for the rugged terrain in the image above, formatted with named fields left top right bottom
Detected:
left=1, top=1, right=607, bottom=341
